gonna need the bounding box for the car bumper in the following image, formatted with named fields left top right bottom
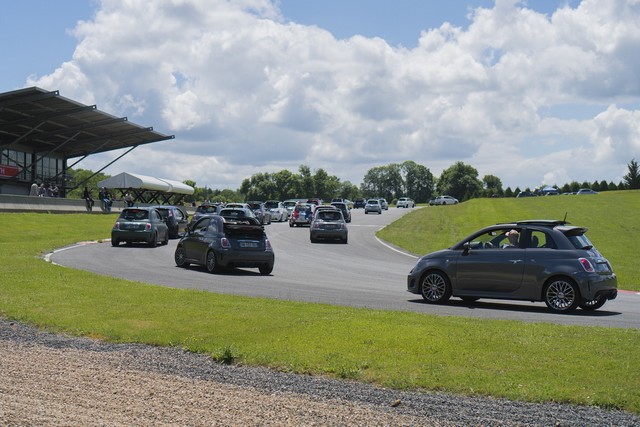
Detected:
left=311, top=230, right=348, bottom=240
left=112, top=230, right=154, bottom=243
left=216, top=249, right=275, bottom=269
left=577, top=272, right=618, bottom=301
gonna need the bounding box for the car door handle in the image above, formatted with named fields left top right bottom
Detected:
left=509, top=259, right=524, bottom=264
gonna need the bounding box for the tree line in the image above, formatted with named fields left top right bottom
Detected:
left=65, top=159, right=640, bottom=205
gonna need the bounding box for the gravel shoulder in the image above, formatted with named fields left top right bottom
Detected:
left=1, top=318, right=637, bottom=426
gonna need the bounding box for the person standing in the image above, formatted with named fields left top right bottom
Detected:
left=29, top=182, right=38, bottom=196
left=83, top=186, right=94, bottom=212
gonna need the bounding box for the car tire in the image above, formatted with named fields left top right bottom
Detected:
left=420, top=271, right=452, bottom=304
left=174, top=246, right=189, bottom=267
left=259, top=264, right=273, bottom=275
left=544, top=278, right=579, bottom=313
left=342, top=237, right=348, bottom=244
left=579, top=294, right=607, bottom=311
left=111, top=238, right=119, bottom=247
left=149, top=232, right=158, bottom=247
left=206, top=250, right=219, bottom=273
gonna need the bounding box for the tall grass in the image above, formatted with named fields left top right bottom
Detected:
left=379, top=190, right=640, bottom=290
left=0, top=211, right=638, bottom=413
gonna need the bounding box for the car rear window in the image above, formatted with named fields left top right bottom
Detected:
left=121, top=209, right=149, bottom=220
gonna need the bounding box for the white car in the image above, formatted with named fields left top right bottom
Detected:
left=396, top=197, right=415, bottom=208
left=429, top=195, right=459, bottom=206
left=265, top=200, right=288, bottom=222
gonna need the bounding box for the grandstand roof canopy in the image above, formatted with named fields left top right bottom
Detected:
left=0, top=87, right=174, bottom=159
left=98, top=172, right=194, bottom=195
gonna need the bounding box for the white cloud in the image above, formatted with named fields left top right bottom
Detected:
left=28, top=0, right=640, bottom=190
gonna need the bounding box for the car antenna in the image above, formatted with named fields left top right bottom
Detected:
left=562, top=212, right=568, bottom=224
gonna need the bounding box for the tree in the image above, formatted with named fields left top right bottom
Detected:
left=436, top=162, right=483, bottom=201
left=361, top=164, right=402, bottom=200
left=401, top=160, right=435, bottom=203
left=65, top=168, right=111, bottom=199
left=624, top=159, right=640, bottom=189
left=482, top=174, right=503, bottom=197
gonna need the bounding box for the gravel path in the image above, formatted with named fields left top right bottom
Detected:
left=1, top=318, right=638, bottom=426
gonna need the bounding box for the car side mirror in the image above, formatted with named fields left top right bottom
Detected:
left=462, top=242, right=470, bottom=255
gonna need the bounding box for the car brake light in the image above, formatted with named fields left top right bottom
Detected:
left=579, top=258, right=594, bottom=272
left=265, top=239, right=272, bottom=251
left=145, top=223, right=152, bottom=230
left=221, top=237, right=231, bottom=249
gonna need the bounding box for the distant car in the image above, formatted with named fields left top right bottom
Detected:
left=283, top=199, right=301, bottom=216
left=111, top=207, right=169, bottom=247
left=264, top=200, right=288, bottom=222
left=353, top=198, right=366, bottom=209
left=406, top=220, right=617, bottom=313
left=174, top=214, right=274, bottom=275
left=429, top=195, right=459, bottom=205
left=396, top=197, right=415, bottom=208
left=218, top=207, right=256, bottom=221
left=331, top=198, right=345, bottom=203
left=190, top=203, right=220, bottom=225
left=364, top=199, right=382, bottom=214
left=246, top=201, right=272, bottom=225
left=577, top=188, right=598, bottom=195
left=379, top=198, right=389, bottom=210
left=310, top=209, right=348, bottom=243
left=331, top=201, right=351, bottom=222
left=152, top=205, right=189, bottom=239
left=516, top=191, right=537, bottom=198
left=289, top=203, right=313, bottom=227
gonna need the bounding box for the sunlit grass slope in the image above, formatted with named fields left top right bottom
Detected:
left=0, top=211, right=638, bottom=413
left=378, top=190, right=640, bottom=290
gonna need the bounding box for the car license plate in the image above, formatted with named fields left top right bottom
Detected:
left=239, top=241, right=258, bottom=248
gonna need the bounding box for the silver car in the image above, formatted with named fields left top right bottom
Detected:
left=310, top=209, right=348, bottom=243
left=407, top=220, right=617, bottom=313
left=364, top=199, right=382, bottom=214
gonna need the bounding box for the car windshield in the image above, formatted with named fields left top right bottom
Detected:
left=196, top=205, right=217, bottom=214
left=264, top=202, right=278, bottom=209
left=120, top=209, right=149, bottom=220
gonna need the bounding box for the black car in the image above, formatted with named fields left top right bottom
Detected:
left=407, top=220, right=617, bottom=313
left=174, top=214, right=274, bottom=275
left=152, top=205, right=189, bottom=238
left=353, top=198, right=366, bottom=209
left=330, top=202, right=351, bottom=222
left=111, top=207, right=169, bottom=247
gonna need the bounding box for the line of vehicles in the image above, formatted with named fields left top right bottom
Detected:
left=108, top=200, right=618, bottom=314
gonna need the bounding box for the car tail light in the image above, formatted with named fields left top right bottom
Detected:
left=579, top=258, right=594, bottom=272
left=113, top=222, right=120, bottom=230
left=221, top=237, right=231, bottom=249
left=145, top=223, right=152, bottom=230
left=265, top=239, right=272, bottom=251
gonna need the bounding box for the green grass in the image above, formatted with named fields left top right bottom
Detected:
left=0, top=210, right=639, bottom=414
left=379, top=190, right=640, bottom=290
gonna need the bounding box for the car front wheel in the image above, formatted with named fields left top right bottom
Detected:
left=259, top=264, right=273, bottom=275
left=544, top=278, right=579, bottom=313
left=174, top=246, right=189, bottom=267
left=420, top=271, right=452, bottom=304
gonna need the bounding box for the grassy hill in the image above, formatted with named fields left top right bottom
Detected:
left=379, top=190, right=640, bottom=290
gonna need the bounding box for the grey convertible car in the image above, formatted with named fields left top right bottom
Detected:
left=407, top=220, right=617, bottom=313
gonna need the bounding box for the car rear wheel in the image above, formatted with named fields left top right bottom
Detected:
left=162, top=231, right=169, bottom=245
left=259, top=264, right=273, bottom=275
left=206, top=251, right=219, bottom=273
left=148, top=232, right=158, bottom=247
left=174, top=246, right=189, bottom=267
left=111, top=238, right=120, bottom=247
left=420, top=271, right=452, bottom=304
left=579, top=294, right=607, bottom=311
left=544, top=278, right=579, bottom=313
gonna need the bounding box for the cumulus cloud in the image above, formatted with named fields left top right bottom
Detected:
left=28, top=0, right=640, bottom=190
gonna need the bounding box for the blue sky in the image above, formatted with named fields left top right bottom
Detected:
left=1, top=0, right=637, bottom=191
